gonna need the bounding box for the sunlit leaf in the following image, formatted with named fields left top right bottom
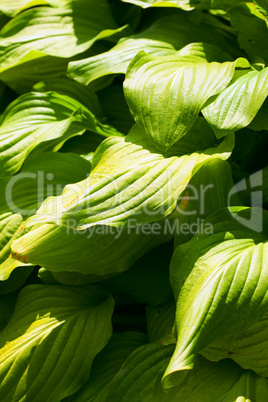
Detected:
left=0, top=284, right=114, bottom=401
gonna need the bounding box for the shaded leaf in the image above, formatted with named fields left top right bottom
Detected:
left=174, top=158, right=241, bottom=246
left=164, top=207, right=268, bottom=388
left=124, top=52, right=239, bottom=151
left=68, top=15, right=235, bottom=85
left=229, top=2, right=268, bottom=64
left=0, top=0, right=67, bottom=17
left=0, top=152, right=90, bottom=217
left=0, top=284, right=114, bottom=401
left=106, top=341, right=174, bottom=402
left=67, top=332, right=147, bottom=402
left=202, top=67, right=268, bottom=138
left=0, top=89, right=120, bottom=177
left=0, top=0, right=124, bottom=73
left=202, top=313, right=268, bottom=377
left=146, top=301, right=176, bottom=343
left=155, top=355, right=268, bottom=401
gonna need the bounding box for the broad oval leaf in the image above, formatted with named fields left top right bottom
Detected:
left=146, top=301, right=176, bottom=343
left=124, top=52, right=238, bottom=152
left=68, top=15, right=235, bottom=86
left=0, top=212, right=30, bottom=282
left=0, top=284, right=114, bottom=402
left=163, top=207, right=268, bottom=388
left=229, top=2, right=268, bottom=64
left=155, top=355, right=268, bottom=401
left=106, top=341, right=174, bottom=402
left=120, top=0, right=244, bottom=10
left=67, top=332, right=147, bottom=402
left=0, top=0, right=124, bottom=72
left=0, top=89, right=120, bottom=177
left=21, top=120, right=234, bottom=230
left=0, top=0, right=67, bottom=17
left=0, top=52, right=68, bottom=94
left=10, top=217, right=173, bottom=274
left=174, top=158, right=241, bottom=247
left=202, top=67, right=268, bottom=138
left=99, top=241, right=174, bottom=305
left=0, top=152, right=90, bottom=217
left=10, top=119, right=234, bottom=273
left=202, top=313, right=268, bottom=377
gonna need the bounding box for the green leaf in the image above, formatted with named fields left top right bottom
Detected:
left=120, top=0, right=244, bottom=10
left=0, top=1, right=125, bottom=74
left=124, top=52, right=238, bottom=152
left=164, top=207, right=268, bottom=388
left=0, top=0, right=67, bottom=17
left=146, top=301, right=176, bottom=343
left=10, top=216, right=173, bottom=275
left=0, top=52, right=68, bottom=94
left=202, top=67, right=268, bottom=138
left=202, top=313, right=268, bottom=377
left=155, top=355, right=268, bottom=401
left=10, top=119, right=234, bottom=273
left=249, top=99, right=268, bottom=131
left=0, top=89, right=120, bottom=177
left=0, top=264, right=33, bottom=295
left=21, top=120, right=233, bottom=229
left=97, top=85, right=135, bottom=134
left=0, top=212, right=29, bottom=281
left=0, top=152, right=90, bottom=217
left=0, top=284, right=114, bottom=401
left=229, top=2, right=268, bottom=64
left=99, top=241, right=174, bottom=305
left=67, top=332, right=147, bottom=402
left=174, top=158, right=241, bottom=246
left=106, top=341, right=174, bottom=402
left=68, top=15, right=235, bottom=85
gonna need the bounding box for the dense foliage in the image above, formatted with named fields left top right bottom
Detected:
left=0, top=0, right=268, bottom=400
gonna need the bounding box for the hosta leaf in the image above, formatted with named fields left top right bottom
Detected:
left=0, top=0, right=68, bottom=17
left=249, top=99, right=268, bottom=131
left=106, top=342, right=174, bottom=402
left=0, top=152, right=90, bottom=216
left=202, top=313, right=268, bottom=377
left=0, top=52, right=68, bottom=94
left=120, top=0, right=198, bottom=9
left=10, top=118, right=233, bottom=273
left=229, top=2, right=268, bottom=64
left=97, top=85, right=135, bottom=134
left=33, top=78, right=104, bottom=117
left=99, top=241, right=174, bottom=305
left=174, top=158, right=241, bottom=246
left=0, top=284, right=114, bottom=402
left=120, top=0, right=244, bottom=10
left=254, top=0, right=268, bottom=15
left=0, top=212, right=29, bottom=281
left=68, top=15, right=235, bottom=85
left=124, top=52, right=238, bottom=152
left=67, top=332, right=147, bottom=402
left=10, top=216, right=173, bottom=274
left=164, top=207, right=268, bottom=388
left=0, top=1, right=124, bottom=73
left=146, top=301, right=176, bottom=343
left=155, top=355, right=268, bottom=401
left=0, top=89, right=120, bottom=177
left=21, top=120, right=233, bottom=229
left=0, top=264, right=33, bottom=294
left=202, top=67, right=268, bottom=138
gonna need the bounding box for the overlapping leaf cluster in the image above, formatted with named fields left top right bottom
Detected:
left=1, top=0, right=268, bottom=400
